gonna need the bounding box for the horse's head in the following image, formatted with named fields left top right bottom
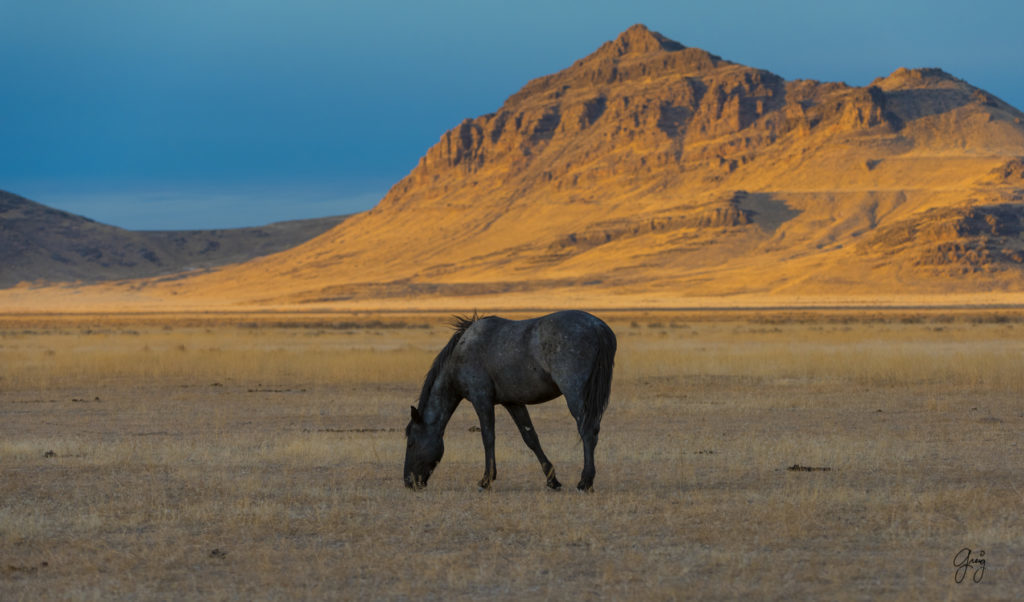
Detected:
left=404, top=406, right=444, bottom=489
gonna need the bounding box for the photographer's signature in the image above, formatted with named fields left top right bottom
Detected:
left=953, top=547, right=985, bottom=583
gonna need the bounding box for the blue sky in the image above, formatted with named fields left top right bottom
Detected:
left=1, top=0, right=1022, bottom=230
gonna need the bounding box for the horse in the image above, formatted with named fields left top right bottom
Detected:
left=403, top=310, right=616, bottom=492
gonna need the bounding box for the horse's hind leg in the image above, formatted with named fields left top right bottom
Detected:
left=504, top=404, right=561, bottom=490
left=564, top=392, right=599, bottom=492
left=576, top=421, right=599, bottom=492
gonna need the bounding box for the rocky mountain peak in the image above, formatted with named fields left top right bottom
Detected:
left=599, top=24, right=686, bottom=56
left=873, top=67, right=965, bottom=91
left=284, top=26, right=1024, bottom=302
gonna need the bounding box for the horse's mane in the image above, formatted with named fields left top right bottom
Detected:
left=416, top=313, right=480, bottom=408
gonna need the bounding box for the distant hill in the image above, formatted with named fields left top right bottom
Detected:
left=8, top=24, right=1024, bottom=308
left=0, top=190, right=346, bottom=288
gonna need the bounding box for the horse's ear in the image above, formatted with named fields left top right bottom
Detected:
left=410, top=406, right=422, bottom=423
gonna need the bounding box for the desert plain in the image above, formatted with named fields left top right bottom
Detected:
left=1, top=308, right=1022, bottom=600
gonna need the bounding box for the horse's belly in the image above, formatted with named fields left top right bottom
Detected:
left=492, top=373, right=561, bottom=405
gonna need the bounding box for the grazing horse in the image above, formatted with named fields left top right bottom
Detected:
left=404, top=310, right=616, bottom=492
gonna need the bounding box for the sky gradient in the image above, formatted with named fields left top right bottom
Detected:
left=2, top=0, right=1022, bottom=230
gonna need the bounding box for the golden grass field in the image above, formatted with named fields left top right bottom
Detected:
left=2, top=309, right=1023, bottom=599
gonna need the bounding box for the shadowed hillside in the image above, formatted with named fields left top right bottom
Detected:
left=0, top=190, right=346, bottom=287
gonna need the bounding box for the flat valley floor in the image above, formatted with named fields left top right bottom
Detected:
left=1, top=310, right=1021, bottom=599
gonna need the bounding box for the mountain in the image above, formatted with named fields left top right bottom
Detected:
left=15, top=25, right=1024, bottom=307
left=0, top=190, right=346, bottom=288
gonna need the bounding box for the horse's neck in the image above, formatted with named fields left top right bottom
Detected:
left=422, top=373, right=460, bottom=432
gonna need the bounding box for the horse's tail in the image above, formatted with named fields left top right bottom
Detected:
left=581, top=323, right=616, bottom=435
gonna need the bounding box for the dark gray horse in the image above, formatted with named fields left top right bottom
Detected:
left=404, top=310, right=616, bottom=491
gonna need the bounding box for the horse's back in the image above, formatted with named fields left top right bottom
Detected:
left=453, top=311, right=614, bottom=405
left=483, top=310, right=613, bottom=366
left=540, top=310, right=615, bottom=343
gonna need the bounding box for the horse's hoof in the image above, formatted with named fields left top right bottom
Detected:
left=576, top=481, right=594, bottom=492
left=547, top=478, right=562, bottom=491
left=478, top=479, right=492, bottom=490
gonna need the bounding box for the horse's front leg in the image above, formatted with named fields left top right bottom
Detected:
left=505, top=404, right=561, bottom=490
left=471, top=401, right=497, bottom=489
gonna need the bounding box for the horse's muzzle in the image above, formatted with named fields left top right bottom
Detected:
left=404, top=463, right=437, bottom=490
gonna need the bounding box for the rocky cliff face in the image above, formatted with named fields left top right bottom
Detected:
left=393, top=25, right=903, bottom=202
left=123, top=25, right=1024, bottom=303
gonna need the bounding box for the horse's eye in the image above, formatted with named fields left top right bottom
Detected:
left=406, top=439, right=414, bottom=449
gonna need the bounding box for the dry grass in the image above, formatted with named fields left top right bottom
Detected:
left=2, top=310, right=1023, bottom=599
